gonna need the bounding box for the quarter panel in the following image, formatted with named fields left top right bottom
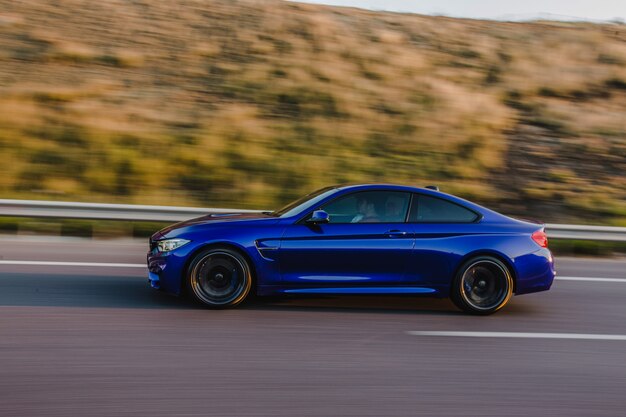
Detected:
left=406, top=222, right=547, bottom=292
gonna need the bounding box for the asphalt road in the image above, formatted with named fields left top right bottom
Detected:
left=1, top=236, right=625, bottom=417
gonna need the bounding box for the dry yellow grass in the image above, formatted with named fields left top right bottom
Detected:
left=0, top=0, right=624, bottom=223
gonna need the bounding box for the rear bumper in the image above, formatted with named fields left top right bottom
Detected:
left=514, top=248, right=556, bottom=295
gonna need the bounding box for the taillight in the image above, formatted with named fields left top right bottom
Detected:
left=531, top=229, right=548, bottom=248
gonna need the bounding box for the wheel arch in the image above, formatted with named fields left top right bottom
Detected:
left=181, top=241, right=257, bottom=295
left=452, top=250, right=518, bottom=294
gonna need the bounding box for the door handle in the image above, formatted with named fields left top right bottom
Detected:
left=386, top=229, right=408, bottom=237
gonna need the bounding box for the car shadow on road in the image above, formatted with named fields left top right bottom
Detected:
left=0, top=272, right=535, bottom=316
left=242, top=295, right=464, bottom=316
left=243, top=294, right=536, bottom=316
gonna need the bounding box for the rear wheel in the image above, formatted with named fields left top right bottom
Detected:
left=451, top=256, right=513, bottom=315
left=186, top=248, right=252, bottom=308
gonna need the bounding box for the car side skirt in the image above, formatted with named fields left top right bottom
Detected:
left=257, top=285, right=443, bottom=296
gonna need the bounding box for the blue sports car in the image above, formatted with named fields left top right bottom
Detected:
left=148, top=184, right=555, bottom=314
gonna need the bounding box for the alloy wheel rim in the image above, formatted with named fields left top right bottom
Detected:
left=460, top=260, right=510, bottom=311
left=191, top=251, right=248, bottom=305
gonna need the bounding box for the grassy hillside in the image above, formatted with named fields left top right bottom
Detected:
left=0, top=0, right=624, bottom=224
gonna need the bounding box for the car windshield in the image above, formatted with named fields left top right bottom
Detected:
left=272, top=186, right=337, bottom=217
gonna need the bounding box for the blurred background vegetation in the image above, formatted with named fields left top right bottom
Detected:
left=0, top=0, right=624, bottom=225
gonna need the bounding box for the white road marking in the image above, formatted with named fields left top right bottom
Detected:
left=0, top=261, right=623, bottom=283
left=406, top=331, right=626, bottom=341
left=556, top=276, right=626, bottom=283
left=0, top=260, right=145, bottom=268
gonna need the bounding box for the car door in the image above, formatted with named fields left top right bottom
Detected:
left=277, top=191, right=414, bottom=285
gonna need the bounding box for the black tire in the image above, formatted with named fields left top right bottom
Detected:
left=451, top=256, right=513, bottom=315
left=186, top=247, right=253, bottom=308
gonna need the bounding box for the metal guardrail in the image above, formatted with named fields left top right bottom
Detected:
left=0, top=199, right=624, bottom=241
left=0, top=199, right=262, bottom=222
left=544, top=224, right=626, bottom=242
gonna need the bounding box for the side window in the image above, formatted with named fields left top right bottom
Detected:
left=321, top=191, right=411, bottom=224
left=409, top=194, right=478, bottom=223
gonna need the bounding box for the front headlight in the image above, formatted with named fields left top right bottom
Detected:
left=156, top=238, right=191, bottom=252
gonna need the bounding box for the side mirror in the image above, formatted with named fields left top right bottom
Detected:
left=306, top=209, right=330, bottom=224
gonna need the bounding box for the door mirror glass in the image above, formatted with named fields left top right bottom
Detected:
left=307, top=209, right=330, bottom=224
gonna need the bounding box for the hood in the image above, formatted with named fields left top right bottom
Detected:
left=151, top=211, right=276, bottom=240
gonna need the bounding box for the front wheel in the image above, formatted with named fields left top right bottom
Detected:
left=451, top=256, right=513, bottom=315
left=186, top=248, right=253, bottom=308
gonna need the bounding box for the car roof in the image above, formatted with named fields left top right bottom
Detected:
left=334, top=183, right=444, bottom=195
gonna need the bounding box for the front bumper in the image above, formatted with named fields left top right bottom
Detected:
left=147, top=244, right=194, bottom=295
left=148, top=270, right=161, bottom=289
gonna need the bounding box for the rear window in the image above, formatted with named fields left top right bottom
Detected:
left=409, top=194, right=478, bottom=223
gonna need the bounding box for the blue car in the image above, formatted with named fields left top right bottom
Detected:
left=148, top=184, right=555, bottom=314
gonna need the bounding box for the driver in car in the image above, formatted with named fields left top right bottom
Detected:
left=351, top=196, right=380, bottom=223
